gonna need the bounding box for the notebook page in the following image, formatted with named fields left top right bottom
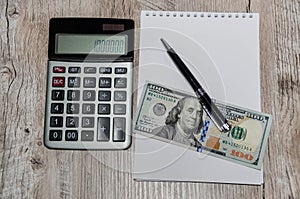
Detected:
left=134, top=11, right=262, bottom=184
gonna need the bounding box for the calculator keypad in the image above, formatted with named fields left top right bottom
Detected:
left=45, top=61, right=132, bottom=149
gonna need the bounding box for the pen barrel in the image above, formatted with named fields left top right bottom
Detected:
left=167, top=49, right=231, bottom=132
left=197, top=91, right=231, bottom=132
left=167, top=51, right=203, bottom=91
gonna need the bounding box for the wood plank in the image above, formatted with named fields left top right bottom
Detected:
left=252, top=0, right=300, bottom=198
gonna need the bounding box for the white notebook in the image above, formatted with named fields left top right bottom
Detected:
left=134, top=10, right=262, bottom=184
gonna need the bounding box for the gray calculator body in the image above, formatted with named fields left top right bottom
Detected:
left=44, top=18, right=134, bottom=150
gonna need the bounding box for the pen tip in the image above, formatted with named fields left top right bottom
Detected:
left=160, top=38, right=172, bottom=50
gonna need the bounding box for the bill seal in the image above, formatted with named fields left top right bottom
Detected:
left=153, top=103, right=167, bottom=116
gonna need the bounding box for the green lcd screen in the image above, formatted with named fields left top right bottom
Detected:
left=55, top=34, right=128, bottom=55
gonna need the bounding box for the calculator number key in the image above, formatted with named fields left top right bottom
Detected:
left=49, top=130, right=62, bottom=141
left=65, top=130, right=78, bottom=141
left=51, top=90, right=64, bottom=100
left=83, top=90, right=96, bottom=101
left=67, top=103, right=79, bottom=114
left=82, top=104, right=95, bottom=114
left=82, top=117, right=94, bottom=128
left=67, top=90, right=80, bottom=101
left=66, top=117, right=79, bottom=127
left=50, top=116, right=63, bottom=127
left=51, top=103, right=64, bottom=114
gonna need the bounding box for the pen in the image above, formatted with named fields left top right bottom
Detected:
left=160, top=38, right=231, bottom=132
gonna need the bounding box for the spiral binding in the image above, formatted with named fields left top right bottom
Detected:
left=144, top=11, right=254, bottom=19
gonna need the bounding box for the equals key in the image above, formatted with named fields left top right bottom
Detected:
left=113, top=117, right=126, bottom=142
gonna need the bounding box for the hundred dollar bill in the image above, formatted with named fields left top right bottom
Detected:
left=134, top=82, right=272, bottom=170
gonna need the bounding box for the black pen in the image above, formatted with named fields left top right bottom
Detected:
left=160, top=38, right=231, bottom=132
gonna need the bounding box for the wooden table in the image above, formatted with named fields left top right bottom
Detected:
left=0, top=0, right=299, bottom=198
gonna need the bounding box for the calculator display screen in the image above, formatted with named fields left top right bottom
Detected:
left=55, top=34, right=128, bottom=55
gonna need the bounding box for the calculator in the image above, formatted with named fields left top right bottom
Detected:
left=44, top=18, right=134, bottom=149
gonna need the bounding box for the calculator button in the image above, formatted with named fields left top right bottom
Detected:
left=49, top=130, right=62, bottom=141
left=114, top=104, right=126, bottom=115
left=67, top=90, right=80, bottom=101
left=113, top=117, right=126, bottom=142
left=99, top=67, right=112, bottom=74
left=52, top=77, right=65, bottom=87
left=65, top=130, right=78, bottom=141
left=98, top=91, right=111, bottom=101
left=51, top=103, right=64, bottom=114
left=115, top=67, right=127, bottom=74
left=84, top=67, right=96, bottom=74
left=114, top=91, right=126, bottom=101
left=51, top=90, right=64, bottom=100
left=83, top=90, right=96, bottom=101
left=82, top=117, right=94, bottom=128
left=82, top=104, right=95, bottom=114
left=53, top=66, right=65, bottom=73
left=114, top=78, right=127, bottom=88
left=97, top=117, right=110, bottom=141
left=99, top=78, right=111, bottom=88
left=81, top=131, right=94, bottom=141
left=66, top=117, right=79, bottom=127
left=50, top=116, right=63, bottom=127
left=68, top=77, right=81, bottom=88
left=83, top=77, right=96, bottom=88
left=68, top=67, right=81, bottom=73
left=98, top=104, right=111, bottom=114
left=67, top=103, right=79, bottom=114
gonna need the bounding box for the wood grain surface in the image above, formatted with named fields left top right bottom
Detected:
left=0, top=0, right=299, bottom=198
